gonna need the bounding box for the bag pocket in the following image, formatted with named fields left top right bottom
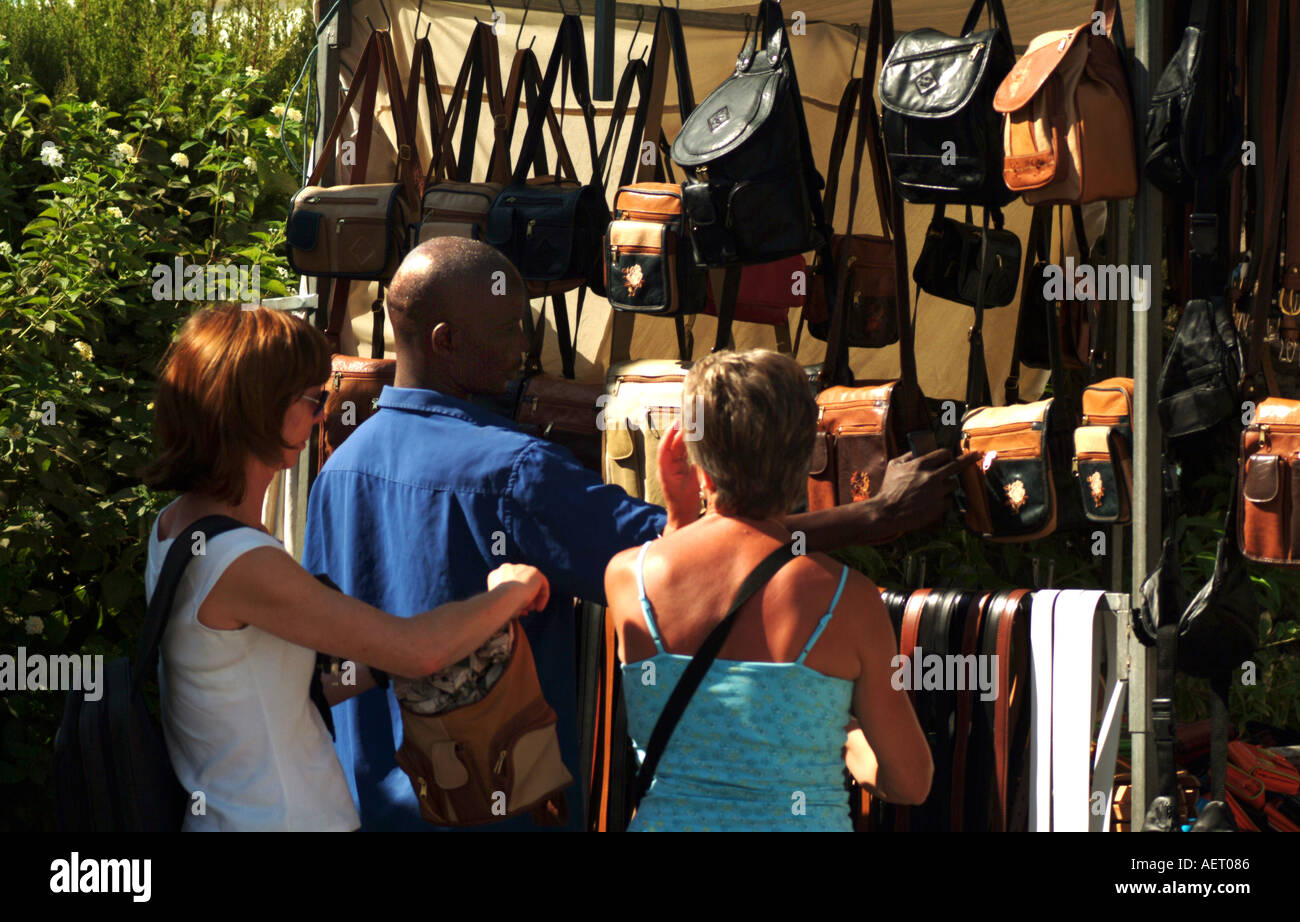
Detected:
left=1241, top=453, right=1290, bottom=562
left=1074, top=426, right=1127, bottom=524
left=833, top=424, right=889, bottom=505
left=727, top=173, right=814, bottom=263
left=981, top=452, right=1055, bottom=539
left=606, top=221, right=675, bottom=314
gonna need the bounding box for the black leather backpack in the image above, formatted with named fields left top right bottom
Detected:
left=878, top=0, right=1016, bottom=207
left=670, top=0, right=827, bottom=266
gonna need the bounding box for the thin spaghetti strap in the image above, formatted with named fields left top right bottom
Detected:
left=635, top=540, right=665, bottom=653
left=796, top=566, right=850, bottom=664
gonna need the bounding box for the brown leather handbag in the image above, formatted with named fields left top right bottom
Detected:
left=317, top=283, right=394, bottom=469
left=992, top=0, right=1137, bottom=206
left=806, top=207, right=929, bottom=527
left=804, top=6, right=906, bottom=349
left=287, top=29, right=421, bottom=281
left=393, top=622, right=572, bottom=826
left=1239, top=397, right=1300, bottom=566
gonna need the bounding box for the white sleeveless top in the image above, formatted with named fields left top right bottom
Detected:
left=146, top=506, right=360, bottom=831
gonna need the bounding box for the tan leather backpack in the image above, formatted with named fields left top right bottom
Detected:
left=992, top=0, right=1137, bottom=205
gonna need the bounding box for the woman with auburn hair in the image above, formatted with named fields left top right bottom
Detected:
left=604, top=349, right=933, bottom=831
left=142, top=304, right=548, bottom=831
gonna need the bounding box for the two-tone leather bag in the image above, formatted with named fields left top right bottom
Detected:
left=486, top=15, right=611, bottom=297
left=605, top=182, right=706, bottom=315
left=992, top=0, right=1137, bottom=206
left=393, top=621, right=572, bottom=826
left=877, top=0, right=1016, bottom=207
left=1239, top=397, right=1300, bottom=566
left=287, top=30, right=420, bottom=281
left=959, top=398, right=1078, bottom=542
left=601, top=359, right=692, bottom=507
left=1073, top=377, right=1134, bottom=524
left=670, top=0, right=828, bottom=267
left=804, top=5, right=908, bottom=349
left=913, top=205, right=1021, bottom=308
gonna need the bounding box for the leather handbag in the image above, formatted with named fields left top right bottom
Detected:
left=913, top=205, right=1021, bottom=308
left=670, top=0, right=828, bottom=267
left=1073, top=377, right=1134, bottom=524
left=318, top=284, right=394, bottom=468
left=804, top=3, right=908, bottom=349
left=806, top=223, right=930, bottom=526
left=1238, top=396, right=1300, bottom=566
left=287, top=30, right=421, bottom=281
left=605, top=182, right=707, bottom=316
left=1181, top=485, right=1260, bottom=677
left=959, top=398, right=1078, bottom=542
left=877, top=0, right=1016, bottom=207
left=393, top=621, right=572, bottom=826
left=486, top=15, right=611, bottom=298
left=992, top=0, right=1137, bottom=206
left=600, top=359, right=692, bottom=507
left=415, top=23, right=511, bottom=243
left=702, top=258, right=805, bottom=331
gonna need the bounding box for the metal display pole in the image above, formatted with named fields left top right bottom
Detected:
left=1129, top=0, right=1163, bottom=826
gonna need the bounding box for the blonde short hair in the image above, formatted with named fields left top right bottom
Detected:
left=683, top=349, right=816, bottom=519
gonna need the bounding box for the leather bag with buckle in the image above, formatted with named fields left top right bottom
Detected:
left=992, top=0, right=1137, bottom=206
left=486, top=15, right=611, bottom=298
left=287, top=30, right=420, bottom=281
left=877, top=0, right=1016, bottom=207
left=393, top=621, right=572, bottom=826
left=670, top=0, right=828, bottom=267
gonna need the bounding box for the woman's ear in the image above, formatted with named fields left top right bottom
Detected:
left=697, top=468, right=715, bottom=493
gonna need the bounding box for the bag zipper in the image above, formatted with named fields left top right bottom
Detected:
left=834, top=422, right=885, bottom=436
left=887, top=41, right=986, bottom=68
left=306, top=195, right=388, bottom=206
left=424, top=208, right=489, bottom=222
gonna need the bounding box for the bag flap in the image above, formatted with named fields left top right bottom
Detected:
left=614, top=183, right=684, bottom=217
left=294, top=183, right=402, bottom=212
left=1074, top=425, right=1113, bottom=456
left=608, top=220, right=668, bottom=249
left=1082, top=377, right=1135, bottom=422
left=879, top=28, right=1004, bottom=119
left=607, top=358, right=692, bottom=387
left=1256, top=397, right=1300, bottom=426
left=429, top=740, right=470, bottom=790
left=485, top=184, right=585, bottom=246
left=1243, top=454, right=1280, bottom=504
left=816, top=381, right=898, bottom=407
left=672, top=69, right=785, bottom=166
left=422, top=182, right=501, bottom=212
left=809, top=431, right=829, bottom=476
left=962, top=398, right=1053, bottom=434
left=993, top=26, right=1088, bottom=113
left=603, top=424, right=636, bottom=462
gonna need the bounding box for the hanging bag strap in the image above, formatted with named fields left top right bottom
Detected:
left=959, top=0, right=1011, bottom=39
left=1005, top=205, right=1052, bottom=405
left=629, top=543, right=796, bottom=814
left=511, top=15, right=594, bottom=186
left=131, top=516, right=248, bottom=692
left=408, top=35, right=457, bottom=192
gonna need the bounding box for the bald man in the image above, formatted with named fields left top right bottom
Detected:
left=305, top=237, right=969, bottom=831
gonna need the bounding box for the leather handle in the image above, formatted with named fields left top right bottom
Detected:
left=960, top=0, right=1011, bottom=41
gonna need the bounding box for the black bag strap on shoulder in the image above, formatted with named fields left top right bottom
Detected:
left=133, top=515, right=249, bottom=693
left=629, top=543, right=797, bottom=814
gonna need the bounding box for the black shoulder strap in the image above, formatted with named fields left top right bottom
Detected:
left=630, top=543, right=797, bottom=813
left=133, top=515, right=250, bottom=692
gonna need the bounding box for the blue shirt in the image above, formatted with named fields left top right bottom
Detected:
left=303, top=385, right=665, bottom=831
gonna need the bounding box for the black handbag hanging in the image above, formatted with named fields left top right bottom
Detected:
left=670, top=0, right=828, bottom=268
left=485, top=14, right=611, bottom=297
left=913, top=204, right=1021, bottom=308
left=877, top=0, right=1017, bottom=207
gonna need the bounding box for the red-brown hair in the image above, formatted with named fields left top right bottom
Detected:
left=143, top=304, right=331, bottom=504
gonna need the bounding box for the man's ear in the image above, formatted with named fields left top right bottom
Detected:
left=429, top=321, right=455, bottom=357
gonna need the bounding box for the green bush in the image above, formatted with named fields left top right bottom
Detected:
left=0, top=3, right=312, bottom=830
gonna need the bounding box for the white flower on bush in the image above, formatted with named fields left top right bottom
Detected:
left=265, top=124, right=280, bottom=140
left=24, top=616, right=44, bottom=636
left=271, top=104, right=285, bottom=118
left=39, top=144, right=64, bottom=169
left=61, top=175, right=75, bottom=185
left=73, top=341, right=94, bottom=361
left=0, top=241, right=11, bottom=258
left=109, top=141, right=135, bottom=166
left=276, top=266, right=289, bottom=279
left=245, top=66, right=261, bottom=79
left=218, top=28, right=230, bottom=47
left=242, top=155, right=257, bottom=171
left=106, top=206, right=123, bottom=220
left=287, top=107, right=303, bottom=123
left=170, top=152, right=190, bottom=169
left=106, top=127, right=121, bottom=139
left=72, top=370, right=84, bottom=381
